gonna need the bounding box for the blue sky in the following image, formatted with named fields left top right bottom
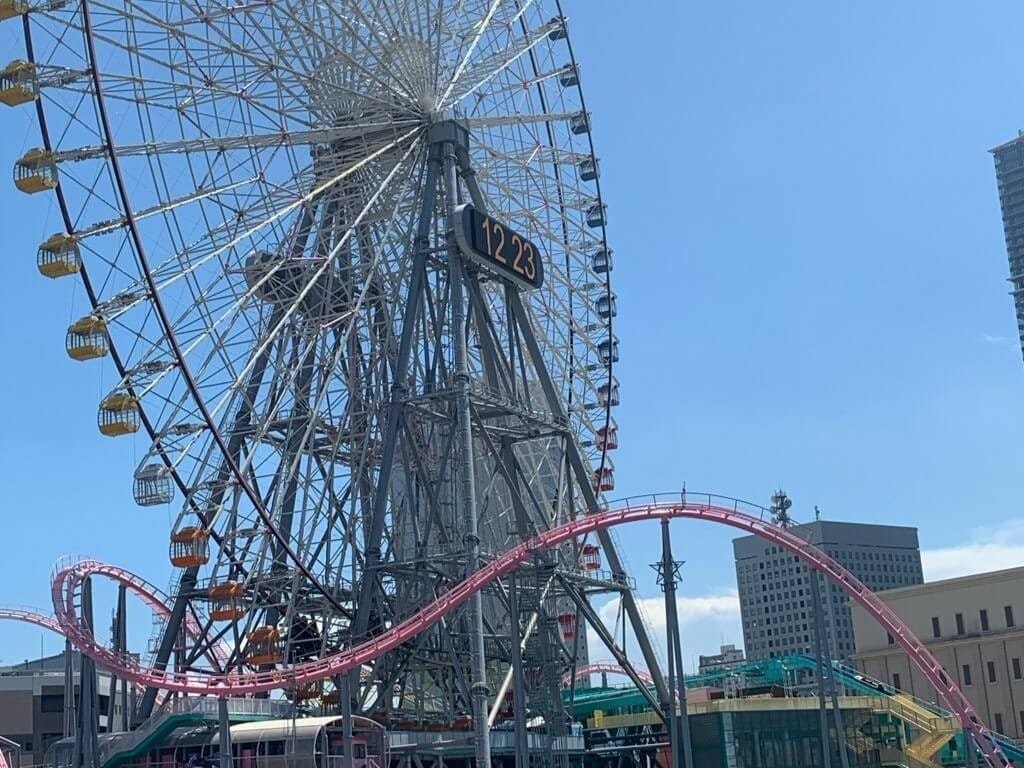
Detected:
left=1, top=2, right=1024, bottom=673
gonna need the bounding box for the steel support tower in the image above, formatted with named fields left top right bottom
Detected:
left=135, top=119, right=666, bottom=761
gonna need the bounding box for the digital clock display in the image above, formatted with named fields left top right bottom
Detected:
left=454, top=204, right=544, bottom=291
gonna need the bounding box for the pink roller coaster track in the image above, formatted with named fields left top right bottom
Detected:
left=0, top=560, right=227, bottom=670
left=2, top=499, right=1009, bottom=767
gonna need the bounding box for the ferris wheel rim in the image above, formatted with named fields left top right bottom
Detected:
left=21, top=0, right=619, bottom=665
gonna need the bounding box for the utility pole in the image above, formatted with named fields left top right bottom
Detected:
left=772, top=490, right=838, bottom=768
left=653, top=520, right=694, bottom=768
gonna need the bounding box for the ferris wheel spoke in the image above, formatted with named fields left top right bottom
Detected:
left=437, top=0, right=506, bottom=107
left=176, top=146, right=422, bottom=491
left=441, top=17, right=558, bottom=109
left=358, top=0, right=431, bottom=89
left=87, top=127, right=423, bottom=322
left=52, top=122, right=419, bottom=164
left=464, top=111, right=579, bottom=131
left=91, top=0, right=403, bottom=123
left=272, top=1, right=419, bottom=103
left=471, top=168, right=597, bottom=252
left=75, top=174, right=261, bottom=241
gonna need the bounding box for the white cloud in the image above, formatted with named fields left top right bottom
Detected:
left=585, top=589, right=742, bottom=675
left=922, top=519, right=1024, bottom=582
left=980, top=333, right=1010, bottom=345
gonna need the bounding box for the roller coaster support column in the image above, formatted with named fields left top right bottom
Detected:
left=821, top=578, right=851, bottom=768
left=966, top=729, right=979, bottom=768
left=442, top=127, right=490, bottom=767
left=657, top=520, right=693, bottom=768
left=508, top=573, right=529, bottom=768
left=810, top=570, right=833, bottom=768
left=217, top=699, right=231, bottom=768
left=63, top=639, right=76, bottom=739
left=340, top=674, right=354, bottom=768
left=75, top=578, right=99, bottom=768
left=106, top=584, right=128, bottom=732
left=118, top=584, right=128, bottom=732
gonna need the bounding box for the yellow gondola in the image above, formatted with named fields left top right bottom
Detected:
left=0, top=1, right=29, bottom=22
left=37, top=233, right=80, bottom=278
left=97, top=392, right=139, bottom=436
left=14, top=148, right=57, bottom=194
left=66, top=315, right=108, bottom=361
left=0, top=60, right=37, bottom=106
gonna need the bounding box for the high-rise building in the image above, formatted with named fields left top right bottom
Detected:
left=698, top=644, right=746, bottom=696
left=733, top=520, right=923, bottom=662
left=852, top=566, right=1024, bottom=739
left=991, top=134, right=1024, bottom=362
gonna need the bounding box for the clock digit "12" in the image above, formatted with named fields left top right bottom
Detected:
left=482, top=216, right=507, bottom=264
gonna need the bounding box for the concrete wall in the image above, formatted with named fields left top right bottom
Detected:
left=852, top=566, right=1024, bottom=738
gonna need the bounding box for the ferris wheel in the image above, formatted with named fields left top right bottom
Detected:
left=4, top=0, right=664, bottom=756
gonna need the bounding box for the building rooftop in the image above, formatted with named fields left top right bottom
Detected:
left=990, top=131, right=1024, bottom=154
left=0, top=651, right=76, bottom=676
left=868, top=565, right=1024, bottom=597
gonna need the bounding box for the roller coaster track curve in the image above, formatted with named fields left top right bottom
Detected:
left=5, top=497, right=1010, bottom=768
left=0, top=560, right=227, bottom=670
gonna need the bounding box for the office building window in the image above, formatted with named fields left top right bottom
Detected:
left=988, top=661, right=997, bottom=683
left=1007, top=605, right=1016, bottom=628
left=995, top=713, right=1004, bottom=734
left=40, top=694, right=63, bottom=713
left=980, top=609, right=989, bottom=631
left=956, top=613, right=965, bottom=635
left=932, top=617, right=941, bottom=638
left=893, top=672, right=901, bottom=690
left=963, top=664, right=972, bottom=686
left=1013, top=658, right=1021, bottom=681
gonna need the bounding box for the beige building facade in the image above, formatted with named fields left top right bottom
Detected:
left=851, top=566, right=1024, bottom=739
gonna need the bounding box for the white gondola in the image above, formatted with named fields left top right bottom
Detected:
left=597, top=379, right=620, bottom=407
left=586, top=201, right=607, bottom=228
left=578, top=156, right=599, bottom=181
left=133, top=463, right=174, bottom=506
left=547, top=16, right=568, bottom=40
left=569, top=110, right=590, bottom=136
left=595, top=292, right=617, bottom=319
left=558, top=63, right=579, bottom=88
left=597, top=336, right=619, bottom=365
left=591, top=247, right=613, bottom=274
